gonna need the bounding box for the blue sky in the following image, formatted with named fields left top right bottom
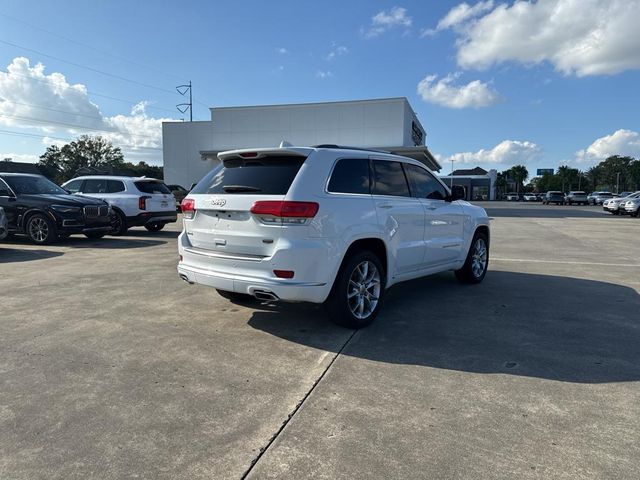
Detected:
left=0, top=0, right=639, bottom=175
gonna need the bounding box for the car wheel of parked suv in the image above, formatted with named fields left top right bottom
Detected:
left=26, top=213, right=57, bottom=245
left=455, top=232, right=489, bottom=284
left=145, top=222, right=165, bottom=232
left=325, top=250, right=385, bottom=329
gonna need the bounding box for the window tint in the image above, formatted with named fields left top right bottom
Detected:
left=134, top=181, right=172, bottom=194
left=191, top=155, right=306, bottom=195
left=107, top=180, right=125, bottom=193
left=327, top=158, right=370, bottom=194
left=83, top=179, right=108, bottom=194
left=404, top=163, right=448, bottom=200
left=4, top=175, right=67, bottom=195
left=64, top=179, right=83, bottom=193
left=372, top=161, right=411, bottom=197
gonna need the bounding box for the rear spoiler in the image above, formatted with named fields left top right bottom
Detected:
left=218, top=147, right=313, bottom=162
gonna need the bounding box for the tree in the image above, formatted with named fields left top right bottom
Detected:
left=38, top=135, right=125, bottom=183
left=510, top=165, right=528, bottom=194
left=585, top=165, right=602, bottom=192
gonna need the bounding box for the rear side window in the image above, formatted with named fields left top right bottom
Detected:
left=135, top=181, right=171, bottom=194
left=404, top=163, right=448, bottom=200
left=328, top=158, right=370, bottom=194
left=107, top=180, right=125, bottom=193
left=372, top=160, right=411, bottom=197
left=191, top=155, right=306, bottom=195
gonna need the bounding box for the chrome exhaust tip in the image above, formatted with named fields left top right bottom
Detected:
left=253, top=290, right=279, bottom=301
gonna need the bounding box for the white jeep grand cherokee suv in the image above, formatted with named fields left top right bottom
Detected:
left=178, top=145, right=490, bottom=328
left=62, top=176, right=177, bottom=234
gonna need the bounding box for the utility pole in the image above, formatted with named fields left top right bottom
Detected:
left=616, top=172, right=620, bottom=193
left=176, top=81, right=192, bottom=122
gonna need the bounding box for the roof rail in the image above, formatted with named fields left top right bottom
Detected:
left=312, top=144, right=391, bottom=154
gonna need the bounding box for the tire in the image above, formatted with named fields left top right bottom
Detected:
left=145, top=222, right=165, bottom=232
left=85, top=231, right=106, bottom=239
left=325, top=250, right=385, bottom=329
left=567, top=201, right=572, bottom=205
left=25, top=213, right=57, bottom=245
left=110, top=210, right=128, bottom=236
left=455, top=232, right=489, bottom=284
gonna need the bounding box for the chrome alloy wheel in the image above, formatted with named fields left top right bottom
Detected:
left=347, top=260, right=381, bottom=320
left=29, top=217, right=49, bottom=243
left=471, top=238, right=488, bottom=278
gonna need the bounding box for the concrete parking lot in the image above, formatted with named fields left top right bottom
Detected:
left=1, top=202, right=639, bottom=479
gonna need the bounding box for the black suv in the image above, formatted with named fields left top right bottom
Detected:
left=0, top=173, right=112, bottom=244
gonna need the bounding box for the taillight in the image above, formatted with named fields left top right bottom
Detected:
left=138, top=196, right=150, bottom=210
left=250, top=201, right=318, bottom=224
left=181, top=198, right=196, bottom=219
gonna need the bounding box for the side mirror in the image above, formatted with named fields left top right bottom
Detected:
left=449, top=185, right=466, bottom=201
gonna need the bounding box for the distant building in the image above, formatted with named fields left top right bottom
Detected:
left=0, top=161, right=42, bottom=175
left=162, top=97, right=441, bottom=188
left=440, top=167, right=497, bottom=200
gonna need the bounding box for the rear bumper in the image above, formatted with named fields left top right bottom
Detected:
left=127, top=211, right=178, bottom=227
left=177, top=231, right=334, bottom=303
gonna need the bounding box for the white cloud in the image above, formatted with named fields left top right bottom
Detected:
left=417, top=73, right=501, bottom=108
left=422, top=0, right=494, bottom=36
left=325, top=44, right=349, bottom=61
left=276, top=47, right=288, bottom=55
left=441, top=140, right=542, bottom=165
left=451, top=0, right=640, bottom=76
left=0, top=153, right=39, bottom=163
left=316, top=70, right=334, bottom=79
left=0, top=57, right=175, bottom=162
left=575, top=129, right=640, bottom=163
left=363, top=7, right=412, bottom=38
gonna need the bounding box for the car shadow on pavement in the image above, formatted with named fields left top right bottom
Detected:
left=248, top=271, right=640, bottom=384
left=0, top=247, right=63, bottom=263
left=3, top=235, right=167, bottom=249
left=121, top=230, right=180, bottom=239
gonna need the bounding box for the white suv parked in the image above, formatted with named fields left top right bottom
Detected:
left=177, top=145, right=490, bottom=328
left=62, top=176, right=177, bottom=234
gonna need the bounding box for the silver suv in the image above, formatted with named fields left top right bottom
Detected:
left=603, top=191, right=640, bottom=215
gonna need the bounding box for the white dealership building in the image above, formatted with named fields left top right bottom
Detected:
left=162, top=97, right=441, bottom=188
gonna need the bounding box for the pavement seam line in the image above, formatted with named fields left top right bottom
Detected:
left=240, top=329, right=359, bottom=479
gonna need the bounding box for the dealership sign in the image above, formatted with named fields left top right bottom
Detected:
left=537, top=168, right=554, bottom=176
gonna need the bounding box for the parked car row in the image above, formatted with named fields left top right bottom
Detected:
left=505, top=190, right=636, bottom=207
left=0, top=173, right=178, bottom=244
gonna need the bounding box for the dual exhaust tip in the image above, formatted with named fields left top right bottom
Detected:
left=179, top=274, right=279, bottom=302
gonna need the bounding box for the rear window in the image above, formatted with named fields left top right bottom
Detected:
left=327, top=158, right=370, bottom=194
left=191, top=155, right=306, bottom=195
left=135, top=181, right=171, bottom=194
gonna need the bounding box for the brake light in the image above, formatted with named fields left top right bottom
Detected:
left=250, top=201, right=319, bottom=219
left=138, top=196, right=150, bottom=210
left=181, top=198, right=196, bottom=219
left=240, top=152, right=259, bottom=158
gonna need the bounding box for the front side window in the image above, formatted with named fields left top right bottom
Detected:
left=404, top=163, right=448, bottom=200
left=64, top=179, right=83, bottom=193
left=327, top=158, right=370, bottom=194
left=372, top=160, right=411, bottom=197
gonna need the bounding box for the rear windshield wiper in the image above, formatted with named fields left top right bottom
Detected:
left=222, top=185, right=262, bottom=193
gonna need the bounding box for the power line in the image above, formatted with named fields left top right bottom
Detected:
left=0, top=12, right=184, bottom=82
left=0, top=38, right=178, bottom=95
left=0, top=128, right=162, bottom=151
left=0, top=68, right=178, bottom=114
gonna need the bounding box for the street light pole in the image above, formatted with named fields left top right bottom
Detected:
left=616, top=172, right=620, bottom=193
left=450, top=158, right=454, bottom=188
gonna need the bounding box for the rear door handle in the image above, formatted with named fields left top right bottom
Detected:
left=378, top=203, right=394, bottom=209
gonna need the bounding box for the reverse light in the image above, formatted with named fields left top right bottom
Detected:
left=273, top=270, right=295, bottom=279
left=181, top=198, right=196, bottom=219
